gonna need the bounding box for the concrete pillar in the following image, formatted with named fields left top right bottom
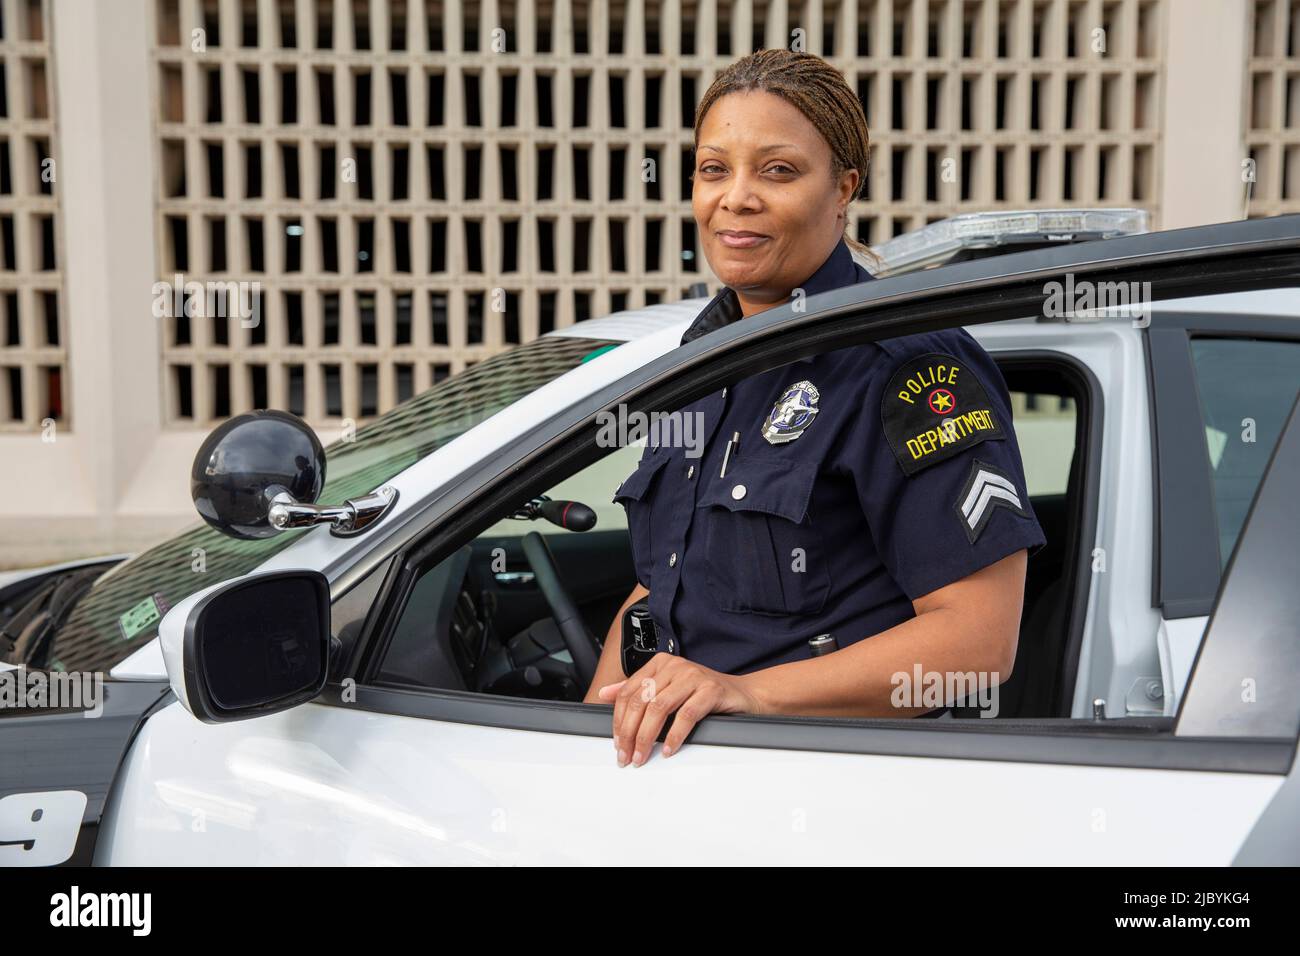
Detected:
left=1159, top=0, right=1251, bottom=228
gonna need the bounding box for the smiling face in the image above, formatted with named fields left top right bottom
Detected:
left=692, top=90, right=860, bottom=315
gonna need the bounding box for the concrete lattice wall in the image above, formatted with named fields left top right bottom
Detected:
left=0, top=0, right=1287, bottom=565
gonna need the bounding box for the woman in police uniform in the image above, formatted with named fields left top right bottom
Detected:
left=582, top=50, right=1046, bottom=767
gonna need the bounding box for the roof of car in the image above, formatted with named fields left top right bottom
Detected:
left=542, top=214, right=1300, bottom=348
left=543, top=282, right=1300, bottom=347
left=544, top=297, right=708, bottom=343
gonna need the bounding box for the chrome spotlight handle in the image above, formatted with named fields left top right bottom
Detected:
left=268, top=485, right=398, bottom=537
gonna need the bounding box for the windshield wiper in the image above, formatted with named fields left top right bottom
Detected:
left=1, top=569, right=103, bottom=667
left=0, top=576, right=60, bottom=663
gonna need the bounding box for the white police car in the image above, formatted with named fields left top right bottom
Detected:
left=2, top=212, right=1299, bottom=866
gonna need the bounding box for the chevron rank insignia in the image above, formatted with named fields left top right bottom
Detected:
left=955, top=460, right=1029, bottom=543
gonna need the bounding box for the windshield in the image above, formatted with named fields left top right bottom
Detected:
left=47, top=336, right=618, bottom=673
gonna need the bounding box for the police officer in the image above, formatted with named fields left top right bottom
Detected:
left=582, top=50, right=1045, bottom=766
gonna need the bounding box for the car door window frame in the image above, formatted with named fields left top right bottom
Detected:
left=356, top=347, right=1102, bottom=716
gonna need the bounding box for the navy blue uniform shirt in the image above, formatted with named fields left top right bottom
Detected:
left=614, top=238, right=1046, bottom=676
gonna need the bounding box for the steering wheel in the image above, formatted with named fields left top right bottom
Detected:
left=520, top=531, right=602, bottom=689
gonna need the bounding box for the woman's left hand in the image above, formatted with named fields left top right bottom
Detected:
left=597, top=653, right=764, bottom=766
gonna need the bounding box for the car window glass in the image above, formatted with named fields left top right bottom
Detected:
left=479, top=441, right=643, bottom=537
left=376, top=440, right=644, bottom=699
left=1189, top=338, right=1300, bottom=567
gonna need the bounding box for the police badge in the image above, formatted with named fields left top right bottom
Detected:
left=762, top=380, right=820, bottom=444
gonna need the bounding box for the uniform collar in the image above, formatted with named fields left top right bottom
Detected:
left=680, top=238, right=874, bottom=345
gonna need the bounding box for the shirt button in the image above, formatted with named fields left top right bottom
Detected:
left=732, top=484, right=747, bottom=500
left=668, top=552, right=678, bottom=567
left=687, top=465, right=695, bottom=479
left=721, top=387, right=728, bottom=399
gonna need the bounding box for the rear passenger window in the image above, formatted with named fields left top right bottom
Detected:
left=1190, top=338, right=1300, bottom=566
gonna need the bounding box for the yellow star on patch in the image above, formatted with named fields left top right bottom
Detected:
left=932, top=391, right=953, bottom=411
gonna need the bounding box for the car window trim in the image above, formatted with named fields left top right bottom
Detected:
left=354, top=348, right=1105, bottom=719
left=1146, top=326, right=1223, bottom=617
left=313, top=684, right=1295, bottom=774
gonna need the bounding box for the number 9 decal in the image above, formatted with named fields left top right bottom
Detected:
left=0, top=791, right=87, bottom=867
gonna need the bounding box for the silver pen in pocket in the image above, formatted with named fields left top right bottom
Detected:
left=719, top=431, right=740, bottom=478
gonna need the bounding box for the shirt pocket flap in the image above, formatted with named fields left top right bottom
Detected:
left=696, top=459, right=817, bottom=523
left=612, top=450, right=672, bottom=504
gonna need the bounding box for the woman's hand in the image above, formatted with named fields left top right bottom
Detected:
left=596, top=653, right=764, bottom=766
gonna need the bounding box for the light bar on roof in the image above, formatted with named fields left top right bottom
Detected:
left=868, top=208, right=1149, bottom=276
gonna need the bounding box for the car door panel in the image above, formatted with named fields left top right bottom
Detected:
left=98, top=698, right=1283, bottom=865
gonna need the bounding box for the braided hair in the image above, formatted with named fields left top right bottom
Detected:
left=693, top=49, right=874, bottom=260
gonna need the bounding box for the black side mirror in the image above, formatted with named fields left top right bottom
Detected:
left=191, top=409, right=397, bottom=540
left=191, top=409, right=327, bottom=540
left=168, top=570, right=331, bottom=723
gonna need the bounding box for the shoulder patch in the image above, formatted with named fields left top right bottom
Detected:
left=881, top=352, right=1006, bottom=475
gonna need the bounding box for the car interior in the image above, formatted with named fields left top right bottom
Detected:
left=369, top=352, right=1094, bottom=720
